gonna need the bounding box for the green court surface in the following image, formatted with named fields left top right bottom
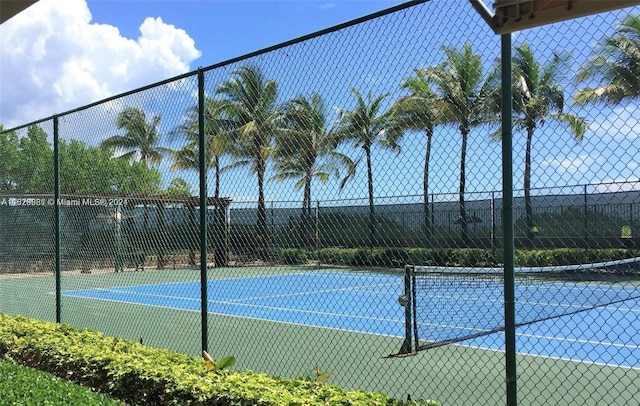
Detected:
left=0, top=266, right=638, bottom=405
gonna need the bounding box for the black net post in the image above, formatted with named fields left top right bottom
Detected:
left=398, top=265, right=414, bottom=354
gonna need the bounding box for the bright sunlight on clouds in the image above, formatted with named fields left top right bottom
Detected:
left=0, top=0, right=201, bottom=128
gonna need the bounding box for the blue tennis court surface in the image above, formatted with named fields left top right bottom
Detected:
left=64, top=271, right=406, bottom=336
left=63, top=270, right=640, bottom=368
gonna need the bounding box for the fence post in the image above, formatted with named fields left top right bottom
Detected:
left=198, top=68, right=208, bottom=353
left=54, top=115, right=61, bottom=323
left=491, top=191, right=496, bottom=262
left=501, top=33, right=518, bottom=406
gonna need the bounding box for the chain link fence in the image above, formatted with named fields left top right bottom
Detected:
left=1, top=1, right=639, bottom=404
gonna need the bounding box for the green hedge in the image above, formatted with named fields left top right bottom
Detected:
left=0, top=314, right=440, bottom=406
left=277, top=248, right=309, bottom=265
left=311, top=247, right=640, bottom=268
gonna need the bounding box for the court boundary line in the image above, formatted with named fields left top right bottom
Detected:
left=59, top=269, right=639, bottom=370
left=60, top=294, right=404, bottom=340
left=61, top=268, right=390, bottom=294
left=59, top=288, right=640, bottom=371
left=63, top=284, right=405, bottom=328
left=462, top=332, right=640, bottom=372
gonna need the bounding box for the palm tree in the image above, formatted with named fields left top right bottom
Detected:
left=419, top=43, right=499, bottom=245
left=101, top=107, right=165, bottom=267
left=504, top=43, right=587, bottom=246
left=101, top=107, right=164, bottom=167
left=172, top=98, right=233, bottom=265
left=272, top=93, right=354, bottom=247
left=574, top=14, right=640, bottom=105
left=273, top=93, right=354, bottom=216
left=391, top=70, right=450, bottom=244
left=172, top=98, right=232, bottom=198
left=216, top=65, right=282, bottom=257
left=334, top=88, right=402, bottom=247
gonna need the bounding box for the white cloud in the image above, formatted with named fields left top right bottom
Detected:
left=541, top=154, right=603, bottom=175
left=587, top=105, right=640, bottom=140
left=0, top=0, right=201, bottom=128
left=592, top=180, right=640, bottom=193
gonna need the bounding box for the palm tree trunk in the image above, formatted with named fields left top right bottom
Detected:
left=256, top=157, right=267, bottom=259
left=188, top=203, right=196, bottom=265
left=303, top=176, right=312, bottom=248
left=524, top=124, right=534, bottom=247
left=423, top=128, right=433, bottom=245
left=460, top=127, right=468, bottom=246
left=365, top=145, right=376, bottom=248
left=214, top=162, right=220, bottom=199
left=156, top=202, right=166, bottom=269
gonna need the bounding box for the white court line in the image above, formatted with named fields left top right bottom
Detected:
left=65, top=287, right=202, bottom=303
left=62, top=270, right=322, bottom=293
left=66, top=286, right=403, bottom=324
left=62, top=270, right=400, bottom=294
left=63, top=283, right=405, bottom=324
left=422, top=290, right=640, bottom=314
left=515, top=331, right=640, bottom=351
left=454, top=340, right=640, bottom=372
left=212, top=298, right=403, bottom=324
left=225, top=282, right=400, bottom=303
left=63, top=294, right=405, bottom=339
left=461, top=330, right=640, bottom=372
left=64, top=274, right=401, bottom=304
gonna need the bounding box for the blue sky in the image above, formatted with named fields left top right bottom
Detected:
left=0, top=0, right=405, bottom=128
left=1, top=0, right=639, bottom=208
left=86, top=0, right=406, bottom=67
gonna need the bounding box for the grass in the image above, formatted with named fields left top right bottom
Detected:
left=0, top=360, right=122, bottom=406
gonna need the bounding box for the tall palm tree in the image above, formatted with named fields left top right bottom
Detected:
left=272, top=93, right=354, bottom=247
left=574, top=14, right=640, bottom=105
left=216, top=65, right=282, bottom=257
left=273, top=93, right=354, bottom=217
left=172, top=98, right=233, bottom=265
left=101, top=107, right=165, bottom=267
left=504, top=43, right=587, bottom=246
left=101, top=107, right=163, bottom=167
left=334, top=88, right=402, bottom=247
left=391, top=70, right=450, bottom=244
left=420, top=43, right=499, bottom=245
left=172, top=98, right=232, bottom=198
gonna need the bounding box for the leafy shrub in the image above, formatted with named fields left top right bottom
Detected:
left=316, top=247, right=358, bottom=265
left=0, top=313, right=439, bottom=405
left=277, top=248, right=308, bottom=265
left=315, top=247, right=639, bottom=268
left=515, top=248, right=639, bottom=267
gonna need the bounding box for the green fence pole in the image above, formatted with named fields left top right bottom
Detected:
left=501, top=33, right=517, bottom=406
left=53, top=115, right=61, bottom=323
left=198, top=68, right=208, bottom=353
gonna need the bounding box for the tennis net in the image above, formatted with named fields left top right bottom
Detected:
left=398, top=257, right=640, bottom=354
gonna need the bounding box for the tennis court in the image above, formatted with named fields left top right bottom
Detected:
left=62, top=268, right=640, bottom=369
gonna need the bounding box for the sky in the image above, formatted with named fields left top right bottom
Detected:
left=0, top=0, right=639, bottom=207
left=0, top=0, right=406, bottom=128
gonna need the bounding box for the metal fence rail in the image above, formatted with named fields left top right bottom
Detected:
left=1, top=1, right=639, bottom=405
